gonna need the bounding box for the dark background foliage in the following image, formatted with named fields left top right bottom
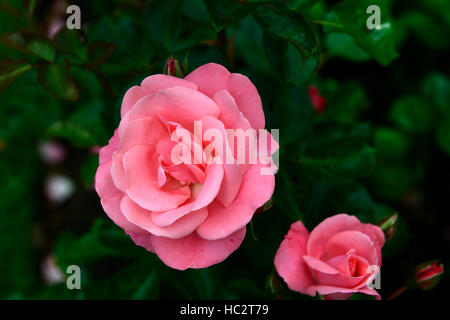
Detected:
left=0, top=0, right=448, bottom=299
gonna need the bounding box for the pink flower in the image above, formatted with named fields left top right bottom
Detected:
left=274, top=214, right=385, bottom=300
left=95, top=63, right=276, bottom=270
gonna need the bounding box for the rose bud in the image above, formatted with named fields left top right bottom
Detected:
left=164, top=56, right=184, bottom=78
left=377, top=213, right=398, bottom=241
left=414, top=259, right=444, bottom=291
left=308, top=85, right=326, bottom=114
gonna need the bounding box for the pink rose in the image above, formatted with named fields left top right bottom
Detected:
left=274, top=214, right=385, bottom=300
left=95, top=63, right=276, bottom=270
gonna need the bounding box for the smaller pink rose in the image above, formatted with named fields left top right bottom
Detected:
left=274, top=214, right=385, bottom=300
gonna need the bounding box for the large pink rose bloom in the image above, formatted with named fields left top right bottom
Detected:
left=274, top=214, right=385, bottom=300
left=95, top=63, right=276, bottom=270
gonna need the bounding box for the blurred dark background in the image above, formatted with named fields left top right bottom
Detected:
left=0, top=0, right=448, bottom=299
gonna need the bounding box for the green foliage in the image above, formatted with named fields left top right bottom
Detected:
left=38, top=61, right=79, bottom=101
left=389, top=96, right=433, bottom=134
left=0, top=59, right=32, bottom=89
left=0, top=0, right=448, bottom=300
left=323, top=0, right=399, bottom=65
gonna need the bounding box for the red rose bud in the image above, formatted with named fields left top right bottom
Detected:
left=377, top=213, right=398, bottom=241
left=308, top=85, right=326, bottom=114
left=414, top=259, right=444, bottom=291
left=164, top=57, right=184, bottom=78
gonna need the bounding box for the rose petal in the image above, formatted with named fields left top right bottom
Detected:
left=325, top=250, right=370, bottom=277
left=99, top=130, right=119, bottom=165
left=306, top=285, right=381, bottom=300
left=274, top=221, right=314, bottom=295
left=185, top=63, right=265, bottom=129
left=121, top=196, right=207, bottom=239
left=227, top=73, right=265, bottom=129
left=128, top=232, right=154, bottom=253
left=185, top=63, right=231, bottom=97
left=196, top=162, right=274, bottom=240
left=303, top=255, right=367, bottom=289
left=324, top=230, right=379, bottom=266
left=121, top=75, right=198, bottom=117
left=199, top=115, right=242, bottom=207
left=123, top=145, right=190, bottom=211
left=358, top=223, right=385, bottom=266
left=306, top=214, right=362, bottom=259
left=150, top=163, right=224, bottom=227
left=212, top=90, right=252, bottom=131
left=118, top=116, right=167, bottom=151
left=126, top=86, right=220, bottom=133
left=95, top=161, right=144, bottom=234
left=150, top=227, right=246, bottom=270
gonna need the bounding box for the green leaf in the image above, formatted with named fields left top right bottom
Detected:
left=131, top=268, right=160, bottom=300
left=27, top=39, right=55, bottom=61
left=324, top=0, right=399, bottom=65
left=1, top=33, right=55, bottom=62
left=275, top=168, right=303, bottom=220
left=182, top=0, right=210, bottom=22
left=38, top=61, right=79, bottom=101
left=285, top=0, right=319, bottom=11
left=203, top=0, right=259, bottom=30
left=317, top=79, right=369, bottom=122
left=325, top=33, right=370, bottom=62
left=68, top=100, right=108, bottom=145
left=397, top=12, right=449, bottom=50
left=0, top=59, right=32, bottom=90
left=304, top=123, right=371, bottom=159
left=0, top=1, right=28, bottom=34
left=86, top=17, right=151, bottom=74
left=55, top=219, right=140, bottom=269
left=47, top=121, right=97, bottom=147
left=254, top=6, right=320, bottom=59
left=274, top=86, right=314, bottom=147
left=389, top=96, right=433, bottom=134
left=262, top=32, right=318, bottom=85
left=301, top=145, right=376, bottom=180
left=53, top=29, right=88, bottom=64
left=229, top=16, right=271, bottom=75
left=373, top=127, right=410, bottom=160
left=368, top=164, right=414, bottom=201
left=309, top=181, right=377, bottom=224
left=418, top=0, right=450, bottom=28
left=255, top=6, right=320, bottom=85
left=87, top=41, right=116, bottom=67
left=421, top=72, right=450, bottom=114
